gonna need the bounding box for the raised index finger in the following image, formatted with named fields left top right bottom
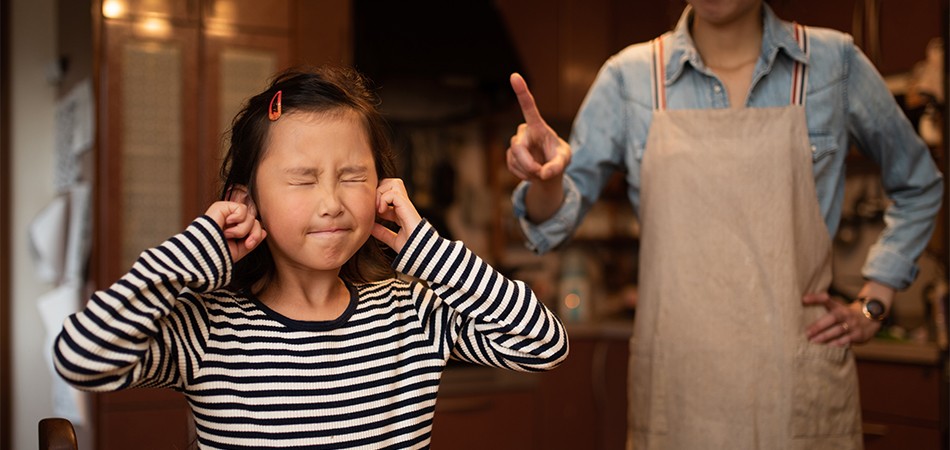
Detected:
left=510, top=73, right=545, bottom=125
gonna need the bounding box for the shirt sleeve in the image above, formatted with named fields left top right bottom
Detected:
left=845, top=43, right=945, bottom=290
left=53, top=216, right=231, bottom=391
left=511, top=57, right=635, bottom=254
left=511, top=176, right=583, bottom=254
left=394, top=220, right=569, bottom=372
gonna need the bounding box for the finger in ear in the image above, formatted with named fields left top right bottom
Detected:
left=227, top=184, right=260, bottom=217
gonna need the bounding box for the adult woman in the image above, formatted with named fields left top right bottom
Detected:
left=506, top=0, right=943, bottom=448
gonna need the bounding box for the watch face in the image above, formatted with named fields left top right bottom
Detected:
left=864, top=299, right=886, bottom=320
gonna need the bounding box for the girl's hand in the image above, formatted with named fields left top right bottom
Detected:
left=204, top=201, right=266, bottom=263
left=372, top=178, right=422, bottom=254
left=803, top=292, right=881, bottom=347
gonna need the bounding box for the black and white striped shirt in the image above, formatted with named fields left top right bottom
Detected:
left=54, top=216, right=568, bottom=449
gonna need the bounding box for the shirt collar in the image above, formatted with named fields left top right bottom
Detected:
left=663, top=4, right=809, bottom=85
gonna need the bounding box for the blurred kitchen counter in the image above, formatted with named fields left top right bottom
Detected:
left=852, top=338, right=945, bottom=365
left=565, top=316, right=947, bottom=365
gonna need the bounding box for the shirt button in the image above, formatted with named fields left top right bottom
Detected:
left=811, top=145, right=817, bottom=152
left=713, top=85, right=722, bottom=93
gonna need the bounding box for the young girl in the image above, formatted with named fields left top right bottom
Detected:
left=54, top=67, right=568, bottom=449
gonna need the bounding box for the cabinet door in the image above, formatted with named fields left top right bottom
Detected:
left=430, top=390, right=537, bottom=449
left=770, top=0, right=859, bottom=35
left=98, top=19, right=200, bottom=275
left=536, top=336, right=630, bottom=450
left=494, top=0, right=561, bottom=121
left=496, top=0, right=680, bottom=123
left=203, top=0, right=291, bottom=30
left=875, top=0, right=943, bottom=75
left=200, top=32, right=291, bottom=206
left=294, top=0, right=353, bottom=67
left=856, top=358, right=944, bottom=449
left=600, top=336, right=630, bottom=450
left=536, top=338, right=598, bottom=449
left=771, top=0, right=944, bottom=76
left=96, top=18, right=200, bottom=450
left=97, top=388, right=193, bottom=449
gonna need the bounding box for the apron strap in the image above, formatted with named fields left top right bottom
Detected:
left=653, top=25, right=808, bottom=109
left=790, top=23, right=809, bottom=106
left=651, top=35, right=667, bottom=111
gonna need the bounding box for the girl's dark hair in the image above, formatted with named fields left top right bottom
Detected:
left=219, top=65, right=398, bottom=294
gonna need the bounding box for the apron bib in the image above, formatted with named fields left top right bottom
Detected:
left=628, top=26, right=863, bottom=450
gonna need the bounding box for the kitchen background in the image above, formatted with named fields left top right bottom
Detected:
left=3, top=0, right=948, bottom=449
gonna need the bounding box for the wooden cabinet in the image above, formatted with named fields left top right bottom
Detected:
left=93, top=16, right=207, bottom=435
left=96, top=389, right=193, bottom=450
left=431, top=389, right=537, bottom=449
left=535, top=332, right=630, bottom=450
left=494, top=0, right=675, bottom=124
left=429, top=333, right=630, bottom=450
left=774, top=0, right=944, bottom=76
left=854, top=342, right=948, bottom=450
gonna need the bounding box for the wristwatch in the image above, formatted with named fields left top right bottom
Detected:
left=859, top=297, right=888, bottom=321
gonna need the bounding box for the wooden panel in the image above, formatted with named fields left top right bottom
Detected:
left=99, top=20, right=200, bottom=281
left=203, top=0, right=291, bottom=32
left=601, top=338, right=630, bottom=450
left=103, top=0, right=199, bottom=22
left=535, top=335, right=630, bottom=450
left=494, top=0, right=561, bottom=121
left=856, top=359, right=942, bottom=423
left=98, top=391, right=192, bottom=449
left=558, top=0, right=611, bottom=119
left=536, top=338, right=598, bottom=449
left=876, top=0, right=943, bottom=75
left=294, top=0, right=353, bottom=67
left=608, top=0, right=680, bottom=55
left=862, top=420, right=943, bottom=450
left=97, top=20, right=199, bottom=449
left=119, top=39, right=186, bottom=267
left=431, top=390, right=536, bottom=449
left=770, top=0, right=860, bottom=35
left=200, top=32, right=290, bottom=207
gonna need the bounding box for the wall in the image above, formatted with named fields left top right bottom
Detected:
left=10, top=0, right=59, bottom=448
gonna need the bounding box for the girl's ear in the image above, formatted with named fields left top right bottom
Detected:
left=226, top=184, right=259, bottom=217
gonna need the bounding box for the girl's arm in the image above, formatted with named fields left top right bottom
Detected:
left=396, top=221, right=569, bottom=371
left=373, top=178, right=568, bottom=371
left=54, top=203, right=262, bottom=391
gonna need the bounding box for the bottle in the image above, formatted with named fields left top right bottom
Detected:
left=558, top=248, right=591, bottom=323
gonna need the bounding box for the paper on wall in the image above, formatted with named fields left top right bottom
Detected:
left=63, top=182, right=91, bottom=283
left=27, top=195, right=68, bottom=284
left=54, top=78, right=94, bottom=192
left=37, top=280, right=87, bottom=426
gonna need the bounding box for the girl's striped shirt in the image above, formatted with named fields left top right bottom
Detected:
left=54, top=216, right=569, bottom=449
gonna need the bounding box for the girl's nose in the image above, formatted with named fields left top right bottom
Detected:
left=317, top=186, right=344, bottom=217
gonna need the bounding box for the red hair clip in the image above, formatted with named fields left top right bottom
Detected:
left=268, top=90, right=282, bottom=121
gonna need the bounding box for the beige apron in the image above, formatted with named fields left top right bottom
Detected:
left=629, top=27, right=863, bottom=450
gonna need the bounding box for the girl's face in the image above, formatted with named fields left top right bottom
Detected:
left=253, top=110, right=379, bottom=276
left=687, top=0, right=762, bottom=27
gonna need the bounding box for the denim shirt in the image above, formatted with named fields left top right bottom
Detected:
left=512, top=5, right=944, bottom=290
